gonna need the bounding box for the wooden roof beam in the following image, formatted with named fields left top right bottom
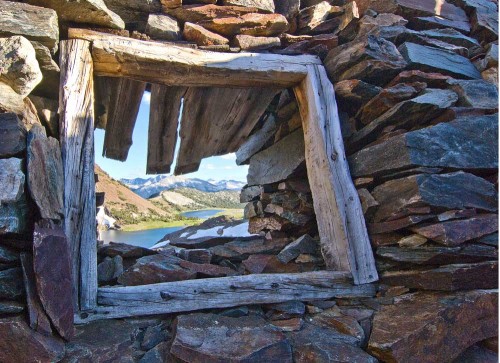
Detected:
left=68, top=29, right=322, bottom=88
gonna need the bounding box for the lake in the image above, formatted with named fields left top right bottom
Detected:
left=99, top=209, right=226, bottom=248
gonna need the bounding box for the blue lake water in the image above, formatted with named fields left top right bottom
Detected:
left=99, top=209, right=227, bottom=248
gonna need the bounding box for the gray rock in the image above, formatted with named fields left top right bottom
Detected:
left=349, top=88, right=458, bottom=150
left=27, top=0, right=125, bottom=29
left=97, top=255, right=124, bottom=284
left=237, top=115, right=277, bottom=165
left=446, top=79, right=499, bottom=109
left=349, top=114, right=498, bottom=177
left=0, top=113, right=26, bottom=158
left=399, top=42, right=481, bottom=79
left=247, top=128, right=305, bottom=186
left=274, top=0, right=300, bottom=19
left=0, top=1, right=59, bottom=53
left=139, top=342, right=169, bottom=363
left=419, top=28, right=480, bottom=49
left=221, top=0, right=275, bottom=13
left=277, top=234, right=318, bottom=263
left=30, top=41, right=60, bottom=98
left=140, top=323, right=169, bottom=351
left=233, top=34, right=281, bottom=50
left=0, top=267, right=24, bottom=300
left=0, top=195, right=28, bottom=235
left=0, top=301, right=24, bottom=314
left=0, top=36, right=42, bottom=97
left=0, top=158, right=25, bottom=204
left=145, top=14, right=180, bottom=40
left=240, top=185, right=262, bottom=203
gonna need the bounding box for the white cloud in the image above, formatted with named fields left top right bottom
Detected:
left=203, top=163, right=216, bottom=170
left=223, top=166, right=235, bottom=170
left=142, top=92, right=151, bottom=104
left=219, top=153, right=236, bottom=160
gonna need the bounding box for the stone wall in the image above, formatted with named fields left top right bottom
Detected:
left=0, top=0, right=498, bottom=361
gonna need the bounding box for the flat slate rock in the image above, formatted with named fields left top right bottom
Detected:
left=0, top=113, right=26, bottom=158
left=368, top=290, right=498, bottom=363
left=33, top=224, right=74, bottom=340
left=0, top=315, right=65, bottom=363
left=0, top=267, right=24, bottom=300
left=236, top=115, right=277, bottom=165
left=198, top=13, right=288, bottom=37
left=399, top=42, right=481, bottom=79
left=99, top=242, right=157, bottom=258
left=170, top=313, right=293, bottom=362
left=247, top=128, right=305, bottom=186
left=165, top=4, right=259, bottom=23
left=349, top=114, right=498, bottom=177
left=27, top=0, right=125, bottom=29
left=145, top=14, right=180, bottom=41
left=221, top=0, right=274, bottom=13
left=0, top=301, right=24, bottom=314
left=0, top=0, right=59, bottom=53
left=446, top=79, right=499, bottom=109
left=277, top=234, right=318, bottom=263
left=371, top=171, right=498, bottom=223
left=334, top=79, right=381, bottom=114
left=0, top=158, right=25, bottom=204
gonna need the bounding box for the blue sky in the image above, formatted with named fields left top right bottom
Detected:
left=95, top=92, right=249, bottom=181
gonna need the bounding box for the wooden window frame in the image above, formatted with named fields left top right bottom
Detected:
left=59, top=31, right=378, bottom=324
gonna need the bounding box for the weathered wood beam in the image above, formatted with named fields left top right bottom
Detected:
left=93, top=76, right=120, bottom=130
left=74, top=271, right=376, bottom=323
left=175, top=87, right=278, bottom=175
left=293, top=65, right=378, bottom=285
left=67, top=28, right=321, bottom=88
left=147, top=85, right=186, bottom=174
left=102, top=78, right=146, bottom=161
left=59, top=40, right=97, bottom=310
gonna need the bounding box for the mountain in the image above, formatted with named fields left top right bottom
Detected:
left=151, top=188, right=243, bottom=211
left=121, top=175, right=246, bottom=199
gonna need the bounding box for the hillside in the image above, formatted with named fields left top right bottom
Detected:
left=151, top=188, right=244, bottom=211
left=95, top=165, right=174, bottom=225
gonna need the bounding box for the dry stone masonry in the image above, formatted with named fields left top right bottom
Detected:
left=0, top=0, right=497, bottom=361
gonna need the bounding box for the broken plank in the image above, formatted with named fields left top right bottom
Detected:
left=67, top=28, right=321, bottom=88
left=147, top=85, right=186, bottom=174
left=75, top=271, right=376, bottom=323
left=293, top=64, right=378, bottom=284
left=59, top=39, right=97, bottom=310
left=102, top=78, right=146, bottom=161
left=175, top=87, right=278, bottom=175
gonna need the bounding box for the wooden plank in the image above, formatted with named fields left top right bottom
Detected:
left=58, top=39, right=97, bottom=310
left=293, top=64, right=378, bottom=284
left=67, top=28, right=321, bottom=88
left=93, top=76, right=120, bottom=130
left=102, top=78, right=146, bottom=161
left=147, top=85, right=186, bottom=174
left=74, top=271, right=376, bottom=323
left=175, top=87, right=278, bottom=175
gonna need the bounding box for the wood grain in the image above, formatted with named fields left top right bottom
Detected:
left=75, top=271, right=376, bottom=323
left=293, top=65, right=378, bottom=284
left=59, top=39, right=97, bottom=310
left=68, top=28, right=321, bottom=88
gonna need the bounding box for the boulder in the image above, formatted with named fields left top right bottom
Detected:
left=33, top=224, right=74, bottom=340
left=358, top=82, right=426, bottom=125
left=410, top=214, right=498, bottom=246
left=118, top=254, right=196, bottom=285
left=170, top=313, right=293, bottom=362
left=0, top=113, right=26, bottom=158
left=349, top=114, right=499, bottom=177
left=27, top=0, right=125, bottom=29
left=446, top=79, right=499, bottom=109
left=381, top=261, right=498, bottom=290
left=0, top=316, right=65, bottom=362
left=349, top=88, right=458, bottom=150
left=221, top=0, right=274, bottom=13
left=368, top=290, right=498, bottom=363
left=183, top=22, right=229, bottom=46
left=0, top=1, right=59, bottom=53
left=277, top=234, right=318, bottom=263
left=376, top=244, right=498, bottom=266
left=166, top=4, right=258, bottom=23
left=20, top=253, right=53, bottom=336
left=325, top=35, right=407, bottom=86
left=0, top=36, right=42, bottom=97
left=27, top=125, right=64, bottom=220
left=399, top=42, right=481, bottom=79
left=145, top=14, right=180, bottom=40
left=232, top=35, right=280, bottom=50
left=371, top=172, right=497, bottom=223
left=247, top=128, right=305, bottom=186
left=0, top=267, right=24, bottom=300
left=199, top=13, right=289, bottom=37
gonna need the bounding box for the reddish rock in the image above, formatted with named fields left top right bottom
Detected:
left=334, top=79, right=381, bottom=115
left=99, top=242, right=156, bottom=258
left=310, top=309, right=365, bottom=344
left=221, top=0, right=275, bottom=13
left=0, top=315, right=65, bottom=362
left=368, top=215, right=434, bottom=234
left=411, top=214, right=498, bottom=246
left=183, top=22, right=229, bottom=46
left=170, top=313, right=293, bottom=362
left=452, top=344, right=498, bottom=363
left=368, top=290, right=498, bottom=363
left=20, top=252, right=52, bottom=336
left=199, top=13, right=289, bottom=37
left=166, top=4, right=258, bottom=22
left=280, top=33, right=338, bottom=58
left=118, top=254, right=196, bottom=286
left=271, top=317, right=304, bottom=332
left=33, top=224, right=74, bottom=340
left=387, top=70, right=452, bottom=88
left=381, top=261, right=498, bottom=291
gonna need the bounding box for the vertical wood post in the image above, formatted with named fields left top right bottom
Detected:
left=294, top=64, right=378, bottom=284
left=59, top=39, right=97, bottom=310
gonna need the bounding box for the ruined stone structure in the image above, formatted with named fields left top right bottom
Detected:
left=0, top=0, right=498, bottom=362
